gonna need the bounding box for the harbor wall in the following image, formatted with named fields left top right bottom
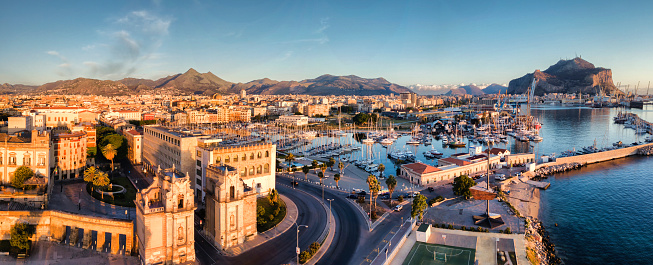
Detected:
left=536, top=142, right=653, bottom=169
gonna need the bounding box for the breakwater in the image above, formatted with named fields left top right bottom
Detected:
left=536, top=142, right=653, bottom=176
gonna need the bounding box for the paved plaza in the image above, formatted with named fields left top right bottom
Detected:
left=0, top=241, right=138, bottom=265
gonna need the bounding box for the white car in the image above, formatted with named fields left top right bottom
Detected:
left=393, top=205, right=403, bottom=212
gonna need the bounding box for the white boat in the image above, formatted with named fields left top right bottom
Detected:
left=406, top=139, right=420, bottom=145
left=362, top=138, right=375, bottom=145
left=380, top=138, right=394, bottom=145
left=530, top=134, right=543, bottom=141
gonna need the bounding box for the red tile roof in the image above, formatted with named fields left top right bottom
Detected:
left=486, top=148, right=509, bottom=155
left=403, top=162, right=441, bottom=174
left=438, top=157, right=471, bottom=166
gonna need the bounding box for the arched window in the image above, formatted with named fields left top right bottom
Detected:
left=242, top=153, right=246, bottom=161
left=257, top=165, right=262, bottom=174
left=250, top=153, right=254, bottom=160
left=264, top=163, right=270, bottom=173
left=233, top=155, right=239, bottom=162
left=249, top=166, right=254, bottom=175
left=216, top=156, right=221, bottom=164
left=225, top=156, right=230, bottom=163
left=230, top=186, right=235, bottom=199
left=258, top=152, right=262, bottom=159
left=265, top=151, right=269, bottom=157
left=240, top=167, right=246, bottom=177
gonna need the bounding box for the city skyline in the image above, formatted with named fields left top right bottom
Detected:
left=2, top=0, right=652, bottom=89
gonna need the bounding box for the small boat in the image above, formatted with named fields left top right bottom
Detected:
left=449, top=140, right=466, bottom=147
left=406, top=139, right=420, bottom=145
left=362, top=138, right=375, bottom=145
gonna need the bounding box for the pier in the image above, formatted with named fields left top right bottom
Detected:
left=536, top=142, right=653, bottom=170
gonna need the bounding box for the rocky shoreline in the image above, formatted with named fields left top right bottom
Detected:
left=638, top=145, right=653, bottom=155
left=533, top=162, right=583, bottom=179
left=525, top=217, right=561, bottom=265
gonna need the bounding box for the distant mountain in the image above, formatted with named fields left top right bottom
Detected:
left=508, top=57, right=622, bottom=96
left=0, top=83, right=37, bottom=94
left=153, top=68, right=233, bottom=95
left=18, top=70, right=410, bottom=96
left=482, top=84, right=508, bottom=94
left=444, top=85, right=485, bottom=96
left=33, top=78, right=135, bottom=96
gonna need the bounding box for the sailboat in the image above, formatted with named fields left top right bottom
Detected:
left=406, top=123, right=421, bottom=145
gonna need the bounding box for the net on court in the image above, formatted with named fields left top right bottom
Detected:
left=402, top=242, right=476, bottom=265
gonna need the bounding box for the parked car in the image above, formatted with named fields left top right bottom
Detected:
left=393, top=205, right=403, bottom=212
left=494, top=174, right=506, bottom=181
left=347, top=194, right=358, bottom=199
left=428, top=187, right=435, bottom=192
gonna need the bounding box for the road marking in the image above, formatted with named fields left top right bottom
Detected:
left=194, top=239, right=216, bottom=264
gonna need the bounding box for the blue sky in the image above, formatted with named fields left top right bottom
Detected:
left=1, top=0, right=652, bottom=91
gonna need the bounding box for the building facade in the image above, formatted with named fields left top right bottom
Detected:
left=203, top=165, right=257, bottom=250
left=124, top=130, right=143, bottom=164
left=195, top=142, right=276, bottom=200
left=51, top=131, right=88, bottom=180
left=135, top=167, right=196, bottom=264
left=142, top=126, right=201, bottom=190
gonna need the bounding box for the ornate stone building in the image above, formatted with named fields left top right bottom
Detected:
left=135, top=166, right=196, bottom=264
left=203, top=165, right=257, bottom=250
left=195, top=142, right=276, bottom=200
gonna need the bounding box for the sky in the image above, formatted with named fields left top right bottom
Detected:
left=1, top=0, right=652, bottom=91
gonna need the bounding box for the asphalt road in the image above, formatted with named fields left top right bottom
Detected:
left=292, top=183, right=363, bottom=265
left=194, top=182, right=328, bottom=265
left=281, top=176, right=414, bottom=265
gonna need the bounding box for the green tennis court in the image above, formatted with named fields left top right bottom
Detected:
left=402, top=242, right=476, bottom=265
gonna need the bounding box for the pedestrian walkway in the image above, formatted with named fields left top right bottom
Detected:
left=49, top=181, right=135, bottom=220
left=221, top=194, right=298, bottom=256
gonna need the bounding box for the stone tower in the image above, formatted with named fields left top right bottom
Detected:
left=203, top=164, right=257, bottom=250
left=135, top=166, right=196, bottom=264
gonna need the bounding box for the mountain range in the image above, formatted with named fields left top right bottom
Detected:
left=409, top=83, right=508, bottom=96
left=508, top=57, right=621, bottom=95
left=4, top=69, right=412, bottom=96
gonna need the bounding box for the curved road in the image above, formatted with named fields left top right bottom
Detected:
left=194, top=182, right=328, bottom=265
left=295, top=184, right=364, bottom=265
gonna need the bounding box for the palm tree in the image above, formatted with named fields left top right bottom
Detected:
left=367, top=174, right=381, bottom=215
left=378, top=164, right=385, bottom=179
left=285, top=152, right=295, bottom=170
left=319, top=163, right=327, bottom=199
left=334, top=173, right=341, bottom=189
left=101, top=143, right=117, bottom=174
left=312, top=160, right=319, bottom=175
left=338, top=161, right=345, bottom=175
left=385, top=175, right=397, bottom=206
left=302, top=165, right=310, bottom=181
left=328, top=157, right=335, bottom=171
left=94, top=171, right=110, bottom=199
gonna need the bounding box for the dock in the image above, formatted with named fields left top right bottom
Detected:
left=519, top=172, right=550, bottom=190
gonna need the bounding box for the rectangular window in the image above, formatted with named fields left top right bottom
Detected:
left=196, top=160, right=201, bottom=167
left=196, top=169, right=201, bottom=177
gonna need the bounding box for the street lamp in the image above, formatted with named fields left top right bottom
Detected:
left=326, top=198, right=334, bottom=224
left=292, top=218, right=308, bottom=265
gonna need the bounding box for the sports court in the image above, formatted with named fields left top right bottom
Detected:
left=402, top=241, right=476, bottom=265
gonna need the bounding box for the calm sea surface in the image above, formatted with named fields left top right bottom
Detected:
left=293, top=104, right=653, bottom=264
left=531, top=105, right=653, bottom=265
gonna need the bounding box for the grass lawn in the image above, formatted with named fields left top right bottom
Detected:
left=257, top=197, right=286, bottom=233
left=86, top=176, right=137, bottom=207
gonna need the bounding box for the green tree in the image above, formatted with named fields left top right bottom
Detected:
left=452, top=175, right=475, bottom=199
left=366, top=174, right=381, bottom=212
left=268, top=189, right=279, bottom=204
left=11, top=166, right=33, bottom=189
left=327, top=157, right=335, bottom=171
left=311, top=160, right=319, bottom=175
left=10, top=222, right=33, bottom=252
left=338, top=161, right=345, bottom=174
left=94, top=171, right=110, bottom=199
left=319, top=163, right=327, bottom=177
left=285, top=152, right=295, bottom=168
left=378, top=164, right=385, bottom=179
left=353, top=113, right=370, bottom=125
left=101, top=143, right=117, bottom=172
left=84, top=166, right=99, bottom=193
left=385, top=175, right=397, bottom=206
left=302, top=165, right=310, bottom=181
left=333, top=173, right=340, bottom=189
left=411, top=194, right=427, bottom=220
left=99, top=133, right=127, bottom=159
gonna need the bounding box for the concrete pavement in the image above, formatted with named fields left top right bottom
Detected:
left=49, top=181, right=135, bottom=220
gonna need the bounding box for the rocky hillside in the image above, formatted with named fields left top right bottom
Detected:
left=18, top=70, right=411, bottom=96
left=0, top=83, right=37, bottom=94
left=508, top=58, right=621, bottom=95
left=33, top=78, right=136, bottom=96
left=482, top=84, right=508, bottom=94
